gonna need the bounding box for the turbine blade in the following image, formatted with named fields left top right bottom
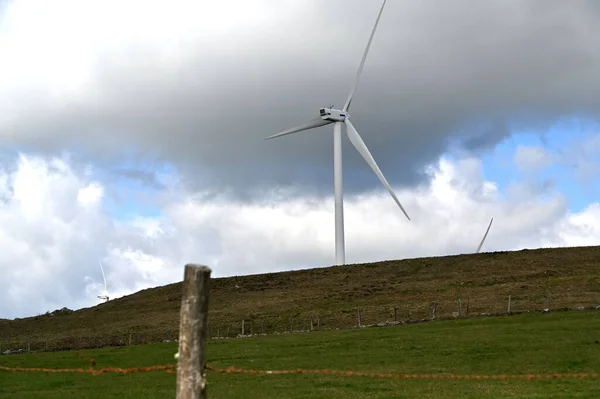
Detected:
left=343, top=0, right=387, bottom=113
left=99, top=260, right=108, bottom=292
left=265, top=117, right=333, bottom=140
left=344, top=119, right=410, bottom=221
left=475, top=217, right=494, bottom=253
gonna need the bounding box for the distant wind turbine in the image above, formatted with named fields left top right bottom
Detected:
left=475, top=217, right=494, bottom=254
left=97, top=260, right=110, bottom=302
left=265, top=0, right=410, bottom=265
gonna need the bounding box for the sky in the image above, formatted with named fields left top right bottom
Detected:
left=1, top=0, right=599, bottom=319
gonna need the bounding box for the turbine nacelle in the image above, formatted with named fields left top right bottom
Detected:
left=319, top=108, right=347, bottom=122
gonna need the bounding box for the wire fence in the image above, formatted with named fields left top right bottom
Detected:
left=2, top=359, right=600, bottom=381
left=2, top=299, right=599, bottom=355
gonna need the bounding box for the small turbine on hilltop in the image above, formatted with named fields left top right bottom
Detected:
left=265, top=0, right=410, bottom=265
left=475, top=217, right=494, bottom=254
left=97, top=260, right=110, bottom=303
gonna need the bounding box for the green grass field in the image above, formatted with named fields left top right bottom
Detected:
left=2, top=310, right=600, bottom=398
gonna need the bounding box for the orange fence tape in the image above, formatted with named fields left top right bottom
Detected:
left=1, top=360, right=599, bottom=380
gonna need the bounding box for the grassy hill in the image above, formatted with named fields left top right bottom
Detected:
left=2, top=245, right=600, bottom=352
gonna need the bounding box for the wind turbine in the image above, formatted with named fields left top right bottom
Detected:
left=265, top=0, right=409, bottom=265
left=97, top=260, right=110, bottom=302
left=475, top=217, right=494, bottom=254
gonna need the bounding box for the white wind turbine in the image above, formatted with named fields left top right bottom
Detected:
left=475, top=217, right=494, bottom=254
left=97, top=260, right=110, bottom=302
left=265, top=0, right=410, bottom=265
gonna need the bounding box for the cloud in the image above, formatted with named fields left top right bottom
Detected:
left=552, top=203, right=600, bottom=247
left=0, top=153, right=180, bottom=318
left=514, top=145, right=552, bottom=173
left=0, top=154, right=111, bottom=316
left=564, top=132, right=600, bottom=186
left=0, top=0, right=599, bottom=199
left=120, top=155, right=594, bottom=279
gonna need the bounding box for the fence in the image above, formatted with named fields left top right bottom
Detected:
left=1, top=293, right=599, bottom=355
left=3, top=361, right=600, bottom=380
left=2, top=264, right=600, bottom=398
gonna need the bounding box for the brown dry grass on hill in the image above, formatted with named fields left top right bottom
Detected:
left=1, top=245, right=600, bottom=352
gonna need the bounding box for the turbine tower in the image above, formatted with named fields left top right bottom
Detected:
left=265, top=0, right=410, bottom=265
left=475, top=217, right=494, bottom=254
left=97, top=260, right=110, bottom=302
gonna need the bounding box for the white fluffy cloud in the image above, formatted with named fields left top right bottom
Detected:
left=1, top=151, right=599, bottom=319
left=158, top=156, right=574, bottom=272
left=0, top=155, right=110, bottom=316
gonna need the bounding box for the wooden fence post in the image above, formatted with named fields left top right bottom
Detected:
left=176, top=264, right=212, bottom=399
left=241, top=320, right=245, bottom=336
left=394, top=307, right=397, bottom=322
left=466, top=297, right=470, bottom=316
left=507, top=295, right=512, bottom=314
left=357, top=309, right=362, bottom=328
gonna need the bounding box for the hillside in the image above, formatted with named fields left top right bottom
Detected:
left=2, top=245, right=600, bottom=352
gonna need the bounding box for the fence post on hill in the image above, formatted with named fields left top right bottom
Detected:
left=241, top=320, right=245, bottom=336
left=394, top=307, right=397, bottom=322
left=431, top=302, right=436, bottom=320
left=507, top=295, right=512, bottom=314
left=175, top=264, right=212, bottom=399
left=466, top=297, right=470, bottom=316
left=357, top=309, right=362, bottom=328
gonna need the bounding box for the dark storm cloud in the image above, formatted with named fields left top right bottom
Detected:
left=2, top=0, right=600, bottom=199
